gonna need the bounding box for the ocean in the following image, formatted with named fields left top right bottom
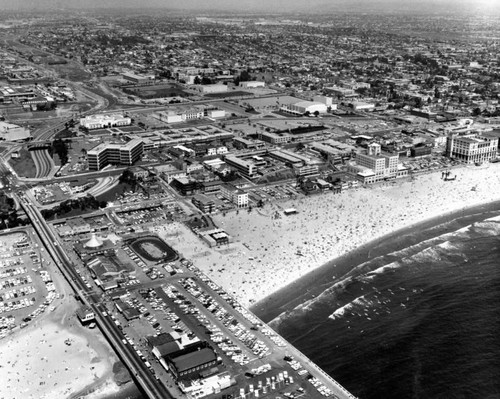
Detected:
left=254, top=204, right=500, bottom=399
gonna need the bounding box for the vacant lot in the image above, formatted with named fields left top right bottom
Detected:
left=9, top=149, right=37, bottom=178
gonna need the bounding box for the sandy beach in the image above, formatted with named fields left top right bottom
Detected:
left=155, top=163, right=500, bottom=308
left=0, top=262, right=123, bottom=399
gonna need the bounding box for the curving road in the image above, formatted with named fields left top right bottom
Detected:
left=31, top=148, right=54, bottom=179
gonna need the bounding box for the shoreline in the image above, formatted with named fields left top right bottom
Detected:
left=251, top=197, right=500, bottom=323
left=178, top=162, right=500, bottom=309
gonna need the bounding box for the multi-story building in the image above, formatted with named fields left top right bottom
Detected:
left=258, top=131, right=291, bottom=144
left=80, top=113, right=131, bottom=130
left=446, top=132, right=499, bottom=164
left=347, top=143, right=408, bottom=184
left=170, top=177, right=199, bottom=196
left=293, top=164, right=320, bottom=177
left=224, top=154, right=258, bottom=179
left=220, top=183, right=248, bottom=208
left=87, top=139, right=143, bottom=170
left=192, top=194, right=216, bottom=213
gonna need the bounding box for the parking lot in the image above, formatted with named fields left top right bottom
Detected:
left=0, top=230, right=58, bottom=338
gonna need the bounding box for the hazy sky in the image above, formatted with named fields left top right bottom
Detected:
left=1, top=0, right=500, bottom=13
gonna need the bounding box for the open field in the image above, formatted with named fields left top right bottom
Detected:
left=123, top=83, right=190, bottom=99
left=9, top=149, right=37, bottom=179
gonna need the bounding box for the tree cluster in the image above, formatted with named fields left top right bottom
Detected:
left=41, top=195, right=106, bottom=220
left=0, top=193, right=26, bottom=230
left=51, top=138, right=70, bottom=165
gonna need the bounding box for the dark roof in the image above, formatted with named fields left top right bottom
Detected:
left=123, top=307, right=141, bottom=321
left=171, top=348, right=216, bottom=372
left=201, top=180, right=222, bottom=187
left=147, top=333, right=175, bottom=347
left=156, top=341, right=181, bottom=357
left=482, top=130, right=500, bottom=139
left=76, top=306, right=93, bottom=319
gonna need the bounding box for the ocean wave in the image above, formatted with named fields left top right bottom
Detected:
left=268, top=275, right=359, bottom=327
left=436, top=240, right=455, bottom=250
left=469, top=220, right=500, bottom=235
left=270, top=213, right=500, bottom=328
left=406, top=245, right=444, bottom=263
left=328, top=295, right=375, bottom=320
left=365, top=261, right=401, bottom=276
left=484, top=215, right=500, bottom=223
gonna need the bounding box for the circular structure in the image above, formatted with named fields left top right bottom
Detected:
left=129, top=236, right=177, bottom=263
left=84, top=233, right=103, bottom=249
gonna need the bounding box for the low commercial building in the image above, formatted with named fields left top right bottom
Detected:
left=66, top=217, right=91, bottom=235
left=153, top=106, right=224, bottom=123
left=87, top=139, right=144, bottom=170
left=233, top=137, right=264, bottom=150
left=76, top=306, right=95, bottom=325
left=280, top=101, right=328, bottom=115
left=350, top=102, right=375, bottom=111
left=195, top=84, right=228, bottom=94
left=313, top=95, right=336, bottom=109
left=168, top=347, right=218, bottom=381
left=324, top=85, right=356, bottom=97
left=239, top=81, right=265, bottom=89
left=258, top=131, right=291, bottom=144
left=411, top=143, right=433, bottom=158
left=0, top=122, right=31, bottom=141
left=207, top=109, right=226, bottom=119
left=122, top=72, right=155, bottom=84
left=80, top=113, right=131, bottom=130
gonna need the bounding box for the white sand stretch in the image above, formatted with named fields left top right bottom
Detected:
left=156, top=163, right=500, bottom=308
left=0, top=321, right=114, bottom=399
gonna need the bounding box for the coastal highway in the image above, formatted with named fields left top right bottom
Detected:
left=17, top=195, right=173, bottom=399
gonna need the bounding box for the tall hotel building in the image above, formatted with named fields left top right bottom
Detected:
left=347, top=143, right=408, bottom=184
left=87, top=139, right=144, bottom=170
left=446, top=132, right=499, bottom=164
